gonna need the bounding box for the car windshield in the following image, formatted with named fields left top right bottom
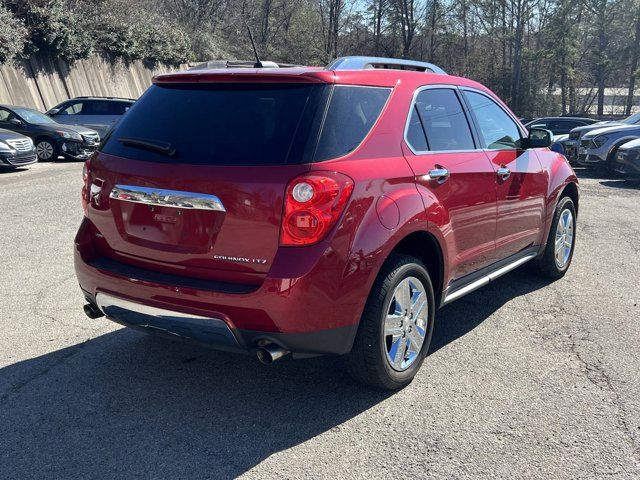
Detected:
left=14, top=108, right=56, bottom=125
left=623, top=112, right=640, bottom=124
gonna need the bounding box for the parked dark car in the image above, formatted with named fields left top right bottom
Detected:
left=76, top=56, right=578, bottom=389
left=0, top=128, right=37, bottom=169
left=46, top=97, right=135, bottom=137
left=613, top=138, right=640, bottom=178
left=525, top=117, right=598, bottom=136
left=0, top=105, right=100, bottom=161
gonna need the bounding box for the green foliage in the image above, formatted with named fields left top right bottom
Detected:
left=93, top=17, right=192, bottom=66
left=2, top=0, right=190, bottom=66
left=0, top=4, right=27, bottom=63
left=24, top=0, right=94, bottom=62
left=91, top=4, right=192, bottom=66
left=143, top=22, right=193, bottom=66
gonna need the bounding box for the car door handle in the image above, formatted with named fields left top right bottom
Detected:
left=428, top=167, right=450, bottom=184
left=497, top=166, right=511, bottom=180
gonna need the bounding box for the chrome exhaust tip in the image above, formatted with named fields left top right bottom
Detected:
left=256, top=343, right=289, bottom=365
left=83, top=303, right=104, bottom=319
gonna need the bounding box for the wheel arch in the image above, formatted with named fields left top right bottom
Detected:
left=384, top=230, right=445, bottom=306
left=559, top=181, right=579, bottom=215
left=34, top=135, right=56, bottom=144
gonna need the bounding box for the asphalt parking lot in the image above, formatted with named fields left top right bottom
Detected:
left=0, top=162, right=638, bottom=479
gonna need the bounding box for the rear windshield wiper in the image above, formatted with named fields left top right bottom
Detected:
left=118, top=137, right=176, bottom=157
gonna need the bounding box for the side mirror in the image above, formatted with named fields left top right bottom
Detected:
left=9, top=118, right=23, bottom=126
left=47, top=108, right=60, bottom=116
left=523, top=127, right=552, bottom=149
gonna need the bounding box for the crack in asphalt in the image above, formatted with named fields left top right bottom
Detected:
left=0, top=275, right=96, bottom=404
left=558, top=290, right=640, bottom=468
left=0, top=340, right=88, bottom=404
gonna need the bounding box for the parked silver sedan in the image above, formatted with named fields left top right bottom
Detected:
left=46, top=97, right=135, bottom=137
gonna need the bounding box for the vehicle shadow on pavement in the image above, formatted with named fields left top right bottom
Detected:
left=430, top=269, right=550, bottom=355
left=598, top=179, right=640, bottom=190
left=0, top=167, right=29, bottom=175
left=573, top=168, right=611, bottom=180
left=0, top=269, right=550, bottom=478
left=0, top=327, right=392, bottom=478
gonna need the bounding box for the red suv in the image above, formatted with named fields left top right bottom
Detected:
left=75, top=56, right=578, bottom=389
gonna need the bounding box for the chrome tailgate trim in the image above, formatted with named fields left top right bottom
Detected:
left=110, top=184, right=226, bottom=211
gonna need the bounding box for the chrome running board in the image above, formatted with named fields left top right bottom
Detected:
left=442, top=253, right=536, bottom=305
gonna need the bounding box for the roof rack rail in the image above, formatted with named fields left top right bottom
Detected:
left=326, top=56, right=446, bottom=75
left=75, top=96, right=137, bottom=101
left=188, top=60, right=301, bottom=71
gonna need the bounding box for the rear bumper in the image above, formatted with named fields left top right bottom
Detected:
left=74, top=218, right=365, bottom=356
left=91, top=292, right=357, bottom=356
left=95, top=292, right=241, bottom=352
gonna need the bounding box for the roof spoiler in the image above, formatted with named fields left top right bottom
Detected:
left=326, top=56, right=446, bottom=74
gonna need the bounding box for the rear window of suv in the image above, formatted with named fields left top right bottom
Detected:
left=101, top=84, right=321, bottom=165
left=101, top=83, right=390, bottom=165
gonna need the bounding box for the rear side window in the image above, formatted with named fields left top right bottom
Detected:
left=102, top=84, right=326, bottom=165
left=549, top=120, right=584, bottom=133
left=82, top=100, right=130, bottom=115
left=405, top=88, right=475, bottom=152
left=60, top=102, right=83, bottom=115
left=406, top=108, right=428, bottom=152
left=314, top=86, right=390, bottom=161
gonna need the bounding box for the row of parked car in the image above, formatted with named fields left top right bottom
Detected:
left=0, top=97, right=134, bottom=169
left=525, top=114, right=640, bottom=177
left=3, top=93, right=639, bottom=178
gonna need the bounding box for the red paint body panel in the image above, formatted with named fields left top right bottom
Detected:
left=74, top=66, right=578, bottom=355
left=486, top=149, right=547, bottom=260
left=404, top=149, right=498, bottom=280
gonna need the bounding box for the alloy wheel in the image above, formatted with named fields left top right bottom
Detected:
left=554, top=209, right=574, bottom=268
left=36, top=141, right=54, bottom=160
left=384, top=276, right=428, bottom=371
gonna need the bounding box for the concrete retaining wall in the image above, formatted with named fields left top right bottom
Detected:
left=0, top=55, right=183, bottom=110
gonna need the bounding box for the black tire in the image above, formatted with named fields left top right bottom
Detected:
left=531, top=196, right=576, bottom=279
left=346, top=254, right=435, bottom=390
left=35, top=138, right=59, bottom=162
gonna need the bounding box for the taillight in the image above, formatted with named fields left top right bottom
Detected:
left=280, top=172, right=354, bottom=246
left=81, top=160, right=90, bottom=216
